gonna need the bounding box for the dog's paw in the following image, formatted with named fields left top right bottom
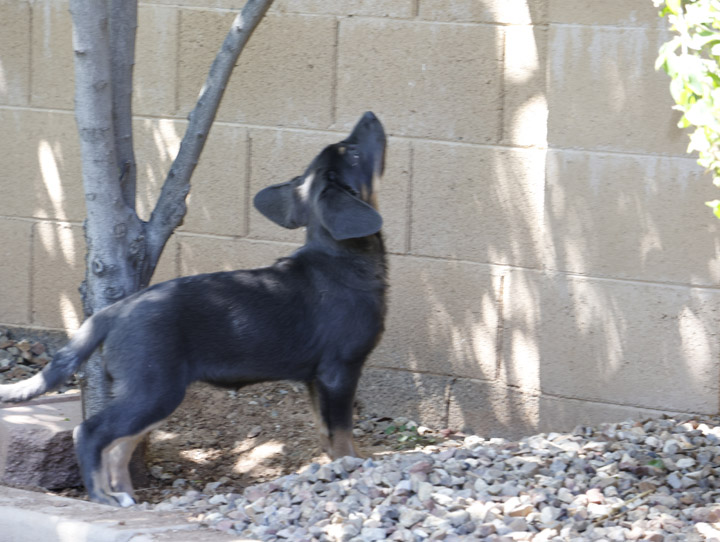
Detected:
left=111, top=492, right=136, bottom=507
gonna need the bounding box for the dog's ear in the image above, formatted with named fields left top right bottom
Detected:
left=253, top=177, right=308, bottom=229
left=317, top=185, right=383, bottom=240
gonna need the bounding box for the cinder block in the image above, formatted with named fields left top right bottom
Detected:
left=410, top=141, right=545, bottom=267
left=0, top=395, right=82, bottom=489
left=356, top=368, right=451, bottom=430
left=448, top=379, right=540, bottom=440
left=31, top=0, right=73, bottom=110
left=419, top=0, right=547, bottom=24
left=547, top=26, right=686, bottom=155
left=271, top=0, right=415, bottom=17
left=133, top=117, right=181, bottom=222
left=0, top=0, right=30, bottom=105
left=371, top=255, right=500, bottom=380
left=179, top=235, right=296, bottom=276
left=545, top=150, right=720, bottom=286
left=0, top=109, right=84, bottom=223
left=336, top=18, right=502, bottom=143
left=178, top=11, right=335, bottom=128
left=181, top=124, right=248, bottom=236
left=134, top=118, right=247, bottom=236
left=502, top=25, right=548, bottom=147
left=497, top=270, right=541, bottom=393
left=0, top=219, right=32, bottom=325
left=377, top=138, right=411, bottom=254
left=32, top=222, right=85, bottom=331
left=548, top=0, right=664, bottom=27
left=537, top=395, right=678, bottom=435
left=506, top=269, right=720, bottom=413
left=134, top=5, right=178, bottom=116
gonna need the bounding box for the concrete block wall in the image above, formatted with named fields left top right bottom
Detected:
left=1, top=0, right=718, bottom=439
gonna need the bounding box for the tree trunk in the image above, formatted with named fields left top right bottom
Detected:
left=68, top=0, right=275, bottom=482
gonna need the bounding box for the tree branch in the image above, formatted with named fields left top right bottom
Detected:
left=143, top=0, right=275, bottom=285
left=109, top=0, right=138, bottom=211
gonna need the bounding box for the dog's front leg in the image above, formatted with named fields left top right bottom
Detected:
left=307, top=368, right=362, bottom=459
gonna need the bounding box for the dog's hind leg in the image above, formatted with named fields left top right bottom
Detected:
left=74, top=392, right=184, bottom=506
left=102, top=420, right=164, bottom=504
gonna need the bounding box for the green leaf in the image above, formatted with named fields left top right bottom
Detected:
left=685, top=100, right=718, bottom=127
left=706, top=199, right=720, bottom=218
left=666, top=0, right=682, bottom=15
left=384, top=425, right=397, bottom=435
left=688, top=72, right=706, bottom=94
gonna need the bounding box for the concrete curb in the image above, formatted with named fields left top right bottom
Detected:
left=0, top=486, right=255, bottom=541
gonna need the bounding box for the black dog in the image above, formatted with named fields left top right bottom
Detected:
left=0, top=112, right=388, bottom=507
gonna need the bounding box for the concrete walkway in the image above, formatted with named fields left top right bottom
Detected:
left=0, top=486, right=254, bottom=542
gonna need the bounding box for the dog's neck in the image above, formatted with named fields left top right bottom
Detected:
left=291, top=222, right=387, bottom=291
left=303, top=222, right=385, bottom=258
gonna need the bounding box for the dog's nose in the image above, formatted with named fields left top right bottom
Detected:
left=361, top=111, right=378, bottom=123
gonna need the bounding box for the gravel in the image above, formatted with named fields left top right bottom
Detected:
left=144, top=415, right=720, bottom=542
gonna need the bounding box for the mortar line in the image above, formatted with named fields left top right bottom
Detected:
left=444, top=377, right=456, bottom=428
left=176, top=236, right=185, bottom=277
left=27, top=1, right=34, bottom=106
left=28, top=222, right=36, bottom=325
left=412, top=0, right=420, bottom=18
left=405, top=143, right=414, bottom=253
left=175, top=230, right=300, bottom=247
left=497, top=26, right=507, bottom=145
left=174, top=9, right=182, bottom=116
left=243, top=132, right=253, bottom=237
left=495, top=274, right=505, bottom=380
left=330, top=17, right=340, bottom=125
left=0, top=216, right=84, bottom=227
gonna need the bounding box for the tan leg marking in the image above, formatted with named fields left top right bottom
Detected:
left=100, top=421, right=163, bottom=506
left=329, top=427, right=361, bottom=459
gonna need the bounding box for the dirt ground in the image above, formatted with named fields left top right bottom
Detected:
left=51, top=380, right=447, bottom=504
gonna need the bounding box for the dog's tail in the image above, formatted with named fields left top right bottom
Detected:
left=0, top=312, right=110, bottom=403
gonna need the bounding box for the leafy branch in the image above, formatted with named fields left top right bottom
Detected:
left=655, top=0, right=720, bottom=217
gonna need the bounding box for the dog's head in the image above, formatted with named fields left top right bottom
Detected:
left=254, top=112, right=386, bottom=241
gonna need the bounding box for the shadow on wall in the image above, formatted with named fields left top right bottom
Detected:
left=364, top=1, right=720, bottom=439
